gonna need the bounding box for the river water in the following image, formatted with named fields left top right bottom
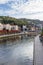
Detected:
left=0, top=37, right=34, bottom=65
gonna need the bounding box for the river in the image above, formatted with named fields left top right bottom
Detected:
left=0, top=37, right=34, bottom=65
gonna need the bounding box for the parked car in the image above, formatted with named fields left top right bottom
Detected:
left=39, top=35, right=43, bottom=42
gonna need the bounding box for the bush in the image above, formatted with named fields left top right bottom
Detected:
left=41, top=28, right=43, bottom=36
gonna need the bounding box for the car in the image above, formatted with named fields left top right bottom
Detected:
left=39, top=35, right=43, bottom=42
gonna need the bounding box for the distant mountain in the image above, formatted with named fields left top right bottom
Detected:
left=19, top=18, right=43, bottom=25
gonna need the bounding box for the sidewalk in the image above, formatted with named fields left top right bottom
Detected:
left=34, top=35, right=43, bottom=65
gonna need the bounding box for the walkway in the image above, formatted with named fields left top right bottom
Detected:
left=0, top=32, right=37, bottom=38
left=34, top=35, right=43, bottom=65
left=0, top=32, right=24, bottom=38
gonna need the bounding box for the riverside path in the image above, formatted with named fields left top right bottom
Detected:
left=34, top=35, right=43, bottom=65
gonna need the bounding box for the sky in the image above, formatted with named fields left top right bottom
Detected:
left=0, top=0, right=43, bottom=20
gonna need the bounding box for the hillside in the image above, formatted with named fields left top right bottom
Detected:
left=0, top=16, right=28, bottom=25
left=0, top=16, right=43, bottom=26
left=19, top=18, right=43, bottom=25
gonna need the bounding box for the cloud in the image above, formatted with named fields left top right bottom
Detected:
left=0, top=0, right=43, bottom=20
left=9, top=0, right=43, bottom=14
left=5, top=10, right=16, bottom=16
left=0, top=0, right=9, bottom=4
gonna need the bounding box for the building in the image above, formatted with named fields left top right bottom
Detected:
left=31, top=26, right=36, bottom=31
left=0, top=23, right=3, bottom=30
left=6, top=24, right=11, bottom=31
left=11, top=25, right=19, bottom=31
left=23, top=25, right=27, bottom=31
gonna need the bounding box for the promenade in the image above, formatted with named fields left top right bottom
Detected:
left=34, top=35, right=43, bottom=65
left=0, top=31, right=37, bottom=39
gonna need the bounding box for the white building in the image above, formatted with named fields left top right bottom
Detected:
left=11, top=25, right=19, bottom=30
left=6, top=24, right=11, bottom=31
left=0, top=23, right=3, bottom=30
left=23, top=25, right=27, bottom=31
left=0, top=23, right=19, bottom=31
left=31, top=27, right=35, bottom=31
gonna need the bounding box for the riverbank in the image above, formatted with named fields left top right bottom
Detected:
left=0, top=31, right=38, bottom=42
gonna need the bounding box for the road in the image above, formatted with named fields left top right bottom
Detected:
left=34, top=35, right=43, bottom=65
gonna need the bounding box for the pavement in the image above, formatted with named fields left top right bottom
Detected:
left=34, top=35, right=43, bottom=65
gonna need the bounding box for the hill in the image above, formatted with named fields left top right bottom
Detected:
left=0, top=16, right=28, bottom=25
left=19, top=18, right=43, bottom=25
left=0, top=16, right=43, bottom=26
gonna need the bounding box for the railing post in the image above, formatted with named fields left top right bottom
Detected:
left=33, top=37, right=36, bottom=65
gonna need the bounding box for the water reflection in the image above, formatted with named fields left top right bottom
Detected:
left=0, top=37, right=34, bottom=65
